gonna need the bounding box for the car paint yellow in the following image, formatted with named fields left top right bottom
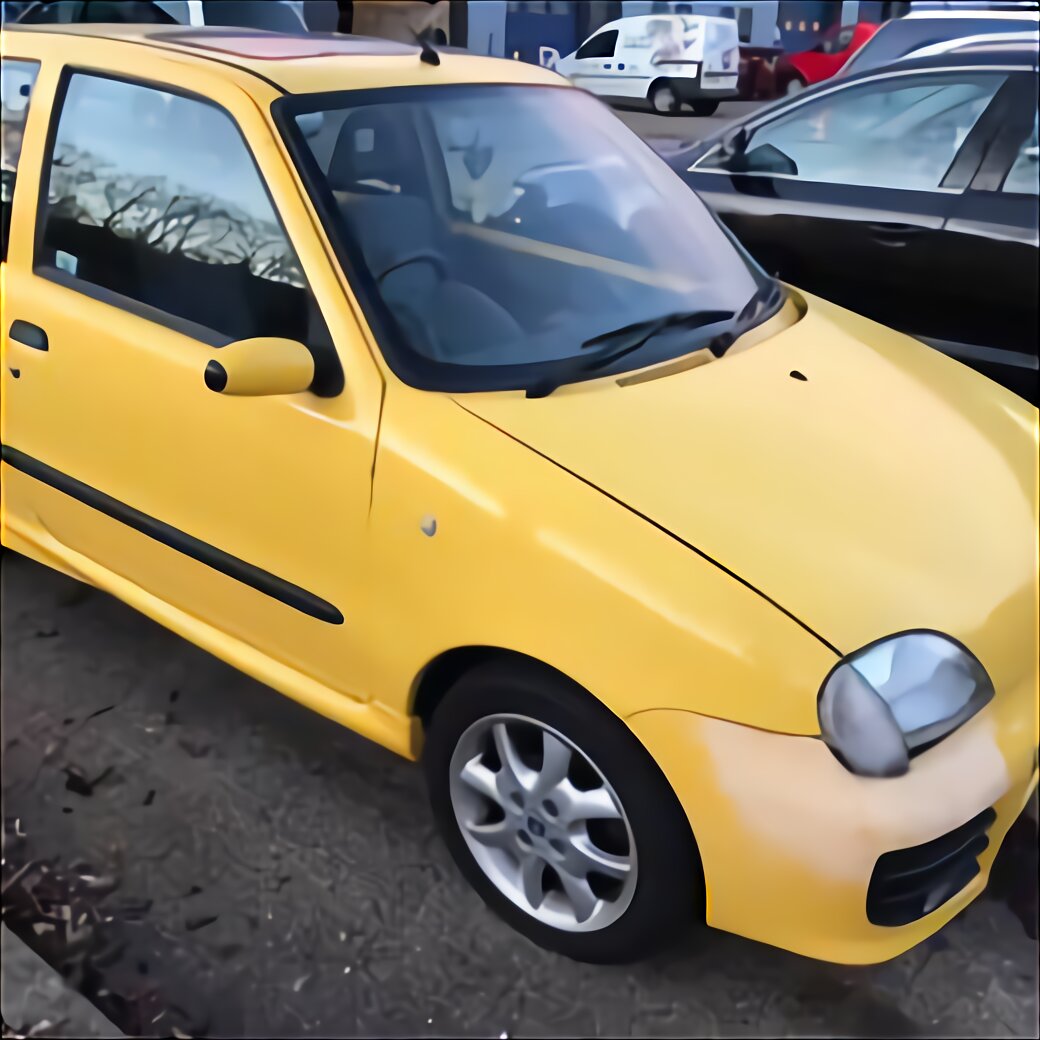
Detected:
left=206, top=337, right=315, bottom=396
left=629, top=701, right=1038, bottom=964
left=2, top=25, right=1037, bottom=965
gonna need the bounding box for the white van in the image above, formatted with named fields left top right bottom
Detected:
left=546, top=14, right=741, bottom=116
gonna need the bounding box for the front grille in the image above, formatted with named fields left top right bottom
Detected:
left=867, top=807, right=996, bottom=927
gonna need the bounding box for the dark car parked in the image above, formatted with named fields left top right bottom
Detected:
left=669, top=42, right=1039, bottom=403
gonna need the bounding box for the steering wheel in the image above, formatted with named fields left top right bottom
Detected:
left=376, top=248, right=449, bottom=287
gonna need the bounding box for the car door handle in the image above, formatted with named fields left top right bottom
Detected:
left=9, top=320, right=49, bottom=351
left=868, top=222, right=924, bottom=237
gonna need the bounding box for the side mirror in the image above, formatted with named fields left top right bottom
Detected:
left=721, top=125, right=750, bottom=159
left=204, top=337, right=314, bottom=397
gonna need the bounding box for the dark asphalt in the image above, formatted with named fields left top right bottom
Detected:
left=1, top=552, right=1037, bottom=1038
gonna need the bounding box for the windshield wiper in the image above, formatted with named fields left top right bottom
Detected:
left=526, top=309, right=734, bottom=399
left=705, top=281, right=785, bottom=358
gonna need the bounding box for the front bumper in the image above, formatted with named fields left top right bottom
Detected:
left=627, top=669, right=1038, bottom=964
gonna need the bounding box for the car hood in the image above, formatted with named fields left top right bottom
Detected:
left=455, top=292, right=1038, bottom=680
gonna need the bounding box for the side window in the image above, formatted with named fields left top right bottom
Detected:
left=17, top=2, right=86, bottom=22
left=1002, top=109, right=1039, bottom=196
left=702, top=73, right=1006, bottom=191
left=576, top=31, right=617, bottom=60
left=39, top=74, right=311, bottom=345
left=1, top=59, right=40, bottom=262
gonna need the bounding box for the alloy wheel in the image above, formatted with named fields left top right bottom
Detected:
left=448, top=713, right=637, bottom=932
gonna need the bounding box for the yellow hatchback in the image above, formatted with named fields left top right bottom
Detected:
left=2, top=24, right=1037, bottom=965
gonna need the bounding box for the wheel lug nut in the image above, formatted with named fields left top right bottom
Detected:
left=518, top=830, right=531, bottom=846
left=542, top=798, right=558, bottom=817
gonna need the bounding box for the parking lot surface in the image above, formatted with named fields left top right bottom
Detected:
left=2, top=553, right=1037, bottom=1038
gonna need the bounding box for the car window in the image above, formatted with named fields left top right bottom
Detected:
left=703, top=72, right=1006, bottom=191
left=17, top=0, right=84, bottom=21
left=818, top=25, right=855, bottom=54
left=842, top=17, right=1035, bottom=76
left=1, top=59, right=40, bottom=262
left=279, top=83, right=769, bottom=392
left=201, top=0, right=304, bottom=31
left=1003, top=108, right=1039, bottom=194
left=19, top=0, right=177, bottom=21
left=38, top=74, right=313, bottom=345
left=576, top=31, right=617, bottom=59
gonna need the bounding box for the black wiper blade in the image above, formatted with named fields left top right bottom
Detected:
left=526, top=309, right=734, bottom=399
left=707, top=281, right=784, bottom=358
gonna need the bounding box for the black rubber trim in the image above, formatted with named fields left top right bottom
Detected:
left=456, top=401, right=843, bottom=658
left=866, top=807, right=996, bottom=926
left=0, top=445, right=343, bottom=625
left=204, top=360, right=228, bottom=392
left=9, top=320, right=48, bottom=351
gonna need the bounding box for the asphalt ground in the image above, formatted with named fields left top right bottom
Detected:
left=1, top=552, right=1037, bottom=1038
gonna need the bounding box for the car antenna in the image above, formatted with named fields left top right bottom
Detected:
left=412, top=25, right=441, bottom=66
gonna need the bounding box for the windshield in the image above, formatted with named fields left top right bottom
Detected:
left=275, top=85, right=771, bottom=392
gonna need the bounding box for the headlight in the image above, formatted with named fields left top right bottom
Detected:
left=818, top=632, right=994, bottom=778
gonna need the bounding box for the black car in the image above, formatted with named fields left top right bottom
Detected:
left=669, top=41, right=1039, bottom=403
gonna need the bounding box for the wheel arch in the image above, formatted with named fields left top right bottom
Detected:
left=411, top=645, right=589, bottom=729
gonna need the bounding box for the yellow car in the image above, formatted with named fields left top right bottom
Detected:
left=1, top=23, right=1037, bottom=966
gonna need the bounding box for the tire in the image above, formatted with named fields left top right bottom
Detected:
left=690, top=99, right=720, bottom=117
left=649, top=79, right=681, bottom=115
left=423, top=658, right=702, bottom=963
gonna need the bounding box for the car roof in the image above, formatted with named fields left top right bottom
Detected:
left=2, top=23, right=568, bottom=94
left=906, top=30, right=1040, bottom=59
left=865, top=38, right=1040, bottom=73
left=903, top=7, right=1040, bottom=18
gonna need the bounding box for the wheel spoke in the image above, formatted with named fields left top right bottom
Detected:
left=492, top=722, right=536, bottom=792
left=458, top=755, right=505, bottom=807
left=464, top=819, right=512, bottom=850
left=558, top=871, right=599, bottom=923
left=532, top=730, right=571, bottom=797
left=568, top=832, right=631, bottom=880
left=519, top=854, right=546, bottom=911
left=555, top=779, right=622, bottom=823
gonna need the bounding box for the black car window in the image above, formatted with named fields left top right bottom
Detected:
left=702, top=72, right=1007, bottom=191
left=1003, top=107, right=1039, bottom=194
left=37, top=74, right=327, bottom=351
left=19, top=0, right=177, bottom=22
left=842, top=17, right=1036, bottom=76
left=17, top=0, right=84, bottom=21
left=201, top=0, right=304, bottom=32
left=576, top=30, right=618, bottom=60
left=1, top=59, right=40, bottom=262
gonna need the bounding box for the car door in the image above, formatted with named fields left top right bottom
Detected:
left=2, top=65, right=383, bottom=702
left=563, top=29, right=620, bottom=96
left=684, top=68, right=1013, bottom=340
left=939, top=71, right=1039, bottom=402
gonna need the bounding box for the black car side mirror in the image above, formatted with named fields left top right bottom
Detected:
left=721, top=126, right=750, bottom=160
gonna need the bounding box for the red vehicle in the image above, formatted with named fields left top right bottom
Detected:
left=774, top=20, right=880, bottom=95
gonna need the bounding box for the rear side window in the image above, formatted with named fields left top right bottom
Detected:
left=576, top=30, right=617, bottom=60
left=1, top=59, right=40, bottom=262
left=39, top=74, right=307, bottom=340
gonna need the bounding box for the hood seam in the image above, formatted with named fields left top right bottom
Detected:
left=454, top=399, right=844, bottom=659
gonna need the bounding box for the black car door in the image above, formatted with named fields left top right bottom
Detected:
left=683, top=68, right=1013, bottom=343
left=939, top=71, right=1039, bottom=402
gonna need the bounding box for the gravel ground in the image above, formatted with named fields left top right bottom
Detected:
left=1, top=552, right=1037, bottom=1038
